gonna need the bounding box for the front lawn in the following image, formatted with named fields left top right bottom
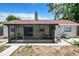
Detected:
left=11, top=45, right=79, bottom=56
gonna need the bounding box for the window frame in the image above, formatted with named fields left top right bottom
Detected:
left=64, top=26, right=71, bottom=32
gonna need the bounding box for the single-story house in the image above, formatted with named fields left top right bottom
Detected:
left=4, top=20, right=79, bottom=43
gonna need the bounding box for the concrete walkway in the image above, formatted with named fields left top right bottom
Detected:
left=0, top=39, right=8, bottom=46
left=59, top=39, right=71, bottom=45
left=0, top=45, right=20, bottom=56
left=0, top=41, right=7, bottom=46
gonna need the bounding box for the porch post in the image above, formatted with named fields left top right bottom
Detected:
left=53, top=25, right=55, bottom=43
left=8, top=25, right=10, bottom=43
left=49, top=24, right=52, bottom=39
left=23, top=25, right=24, bottom=40
left=15, top=25, right=17, bottom=40
left=49, top=24, right=55, bottom=43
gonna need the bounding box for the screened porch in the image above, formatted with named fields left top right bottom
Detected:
left=7, top=24, right=56, bottom=43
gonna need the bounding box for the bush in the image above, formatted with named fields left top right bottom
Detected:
left=24, top=44, right=32, bottom=49
left=72, top=40, right=79, bottom=46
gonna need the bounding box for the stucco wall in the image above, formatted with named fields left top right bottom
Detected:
left=3, top=25, right=8, bottom=37
left=55, top=24, right=77, bottom=38
left=3, top=24, right=77, bottom=38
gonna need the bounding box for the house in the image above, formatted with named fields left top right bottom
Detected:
left=4, top=20, right=79, bottom=43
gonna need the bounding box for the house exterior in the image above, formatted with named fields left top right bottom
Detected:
left=4, top=20, right=78, bottom=43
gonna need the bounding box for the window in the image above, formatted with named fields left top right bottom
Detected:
left=39, top=25, right=44, bottom=32
left=40, top=29, right=44, bottom=32
left=64, top=26, right=71, bottom=32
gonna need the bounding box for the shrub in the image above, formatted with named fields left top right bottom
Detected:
left=24, top=44, right=32, bottom=49
left=72, top=40, right=79, bottom=46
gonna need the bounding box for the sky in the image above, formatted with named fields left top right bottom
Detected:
left=0, top=3, right=54, bottom=22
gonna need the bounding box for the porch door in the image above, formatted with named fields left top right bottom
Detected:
left=77, top=26, right=79, bottom=36
left=49, top=25, right=55, bottom=39
left=24, top=27, right=33, bottom=39
left=0, top=27, right=3, bottom=36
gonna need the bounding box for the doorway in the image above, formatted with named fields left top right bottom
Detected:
left=24, top=27, right=33, bottom=39
left=77, top=26, right=79, bottom=36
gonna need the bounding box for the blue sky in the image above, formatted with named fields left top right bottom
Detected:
left=0, top=3, right=54, bottom=22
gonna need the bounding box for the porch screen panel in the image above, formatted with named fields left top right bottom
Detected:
left=9, top=25, right=15, bottom=39
left=16, top=25, right=23, bottom=39
left=33, top=25, right=51, bottom=39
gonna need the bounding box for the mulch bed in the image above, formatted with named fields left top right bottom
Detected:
left=11, top=45, right=79, bottom=56
left=0, top=45, right=10, bottom=53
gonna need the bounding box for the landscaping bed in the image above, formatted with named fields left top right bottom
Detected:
left=0, top=45, right=10, bottom=53
left=66, top=38, right=79, bottom=43
left=11, top=45, right=79, bottom=56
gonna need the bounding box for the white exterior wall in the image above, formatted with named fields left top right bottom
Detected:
left=55, top=24, right=77, bottom=38
left=3, top=24, right=77, bottom=38
left=3, top=25, right=8, bottom=37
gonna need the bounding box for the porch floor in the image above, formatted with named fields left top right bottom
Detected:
left=9, top=39, right=55, bottom=43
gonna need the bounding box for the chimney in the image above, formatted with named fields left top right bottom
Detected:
left=35, top=11, right=38, bottom=20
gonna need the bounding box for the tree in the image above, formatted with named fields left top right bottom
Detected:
left=47, top=3, right=62, bottom=20
left=35, top=11, right=38, bottom=20
left=72, top=3, right=79, bottom=22
left=47, top=3, right=79, bottom=22
left=61, top=3, right=74, bottom=20
left=6, top=15, right=21, bottom=21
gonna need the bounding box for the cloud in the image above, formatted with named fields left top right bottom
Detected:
left=39, top=16, right=49, bottom=20
left=0, top=12, right=50, bottom=22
